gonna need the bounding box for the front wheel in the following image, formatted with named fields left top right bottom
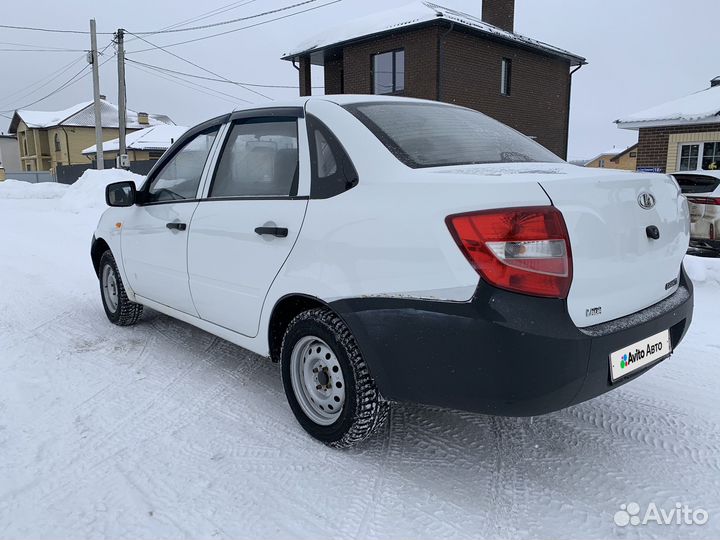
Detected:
left=281, top=308, right=389, bottom=448
left=99, top=250, right=143, bottom=326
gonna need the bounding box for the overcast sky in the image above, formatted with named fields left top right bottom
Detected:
left=0, top=0, right=717, bottom=160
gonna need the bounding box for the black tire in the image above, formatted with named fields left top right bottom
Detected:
left=280, top=307, right=389, bottom=448
left=99, top=250, right=143, bottom=326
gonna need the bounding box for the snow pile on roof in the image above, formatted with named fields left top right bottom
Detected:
left=12, top=99, right=174, bottom=131
left=616, top=84, right=720, bottom=126
left=283, top=1, right=585, bottom=66
left=58, top=168, right=144, bottom=213
left=0, top=179, right=68, bottom=199
left=82, top=125, right=188, bottom=155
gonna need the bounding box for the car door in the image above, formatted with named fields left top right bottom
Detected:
left=121, top=124, right=222, bottom=315
left=187, top=110, right=308, bottom=337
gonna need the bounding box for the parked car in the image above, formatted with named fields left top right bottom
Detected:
left=671, top=170, right=720, bottom=257
left=92, top=96, right=693, bottom=448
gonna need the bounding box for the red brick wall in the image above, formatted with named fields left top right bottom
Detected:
left=337, top=26, right=440, bottom=100
left=324, top=56, right=343, bottom=95
left=482, top=0, right=515, bottom=32
left=636, top=123, right=720, bottom=172
left=441, top=28, right=571, bottom=158
left=322, top=23, right=572, bottom=158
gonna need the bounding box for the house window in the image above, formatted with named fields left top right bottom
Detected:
left=373, top=50, right=404, bottom=95
left=702, top=142, right=720, bottom=170
left=599, top=159, right=605, bottom=168
left=501, top=58, right=512, bottom=96
left=629, top=151, right=637, bottom=158
left=679, top=144, right=700, bottom=171
left=54, top=133, right=61, bottom=152
left=23, top=138, right=28, bottom=156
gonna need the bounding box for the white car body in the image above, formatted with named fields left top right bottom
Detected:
left=92, top=95, right=693, bottom=438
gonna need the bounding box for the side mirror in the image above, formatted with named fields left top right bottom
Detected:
left=105, top=181, right=136, bottom=207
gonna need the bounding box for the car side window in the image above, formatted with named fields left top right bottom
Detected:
left=145, top=128, right=219, bottom=203
left=307, top=114, right=359, bottom=199
left=209, top=118, right=299, bottom=198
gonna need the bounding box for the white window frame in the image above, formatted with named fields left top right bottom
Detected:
left=677, top=141, right=720, bottom=171
left=678, top=143, right=700, bottom=171
left=501, top=58, right=512, bottom=96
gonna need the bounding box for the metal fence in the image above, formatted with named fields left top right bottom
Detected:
left=55, top=160, right=157, bottom=185
left=4, top=171, right=54, bottom=183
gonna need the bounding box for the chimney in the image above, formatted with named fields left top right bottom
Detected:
left=482, top=0, right=515, bottom=32
left=711, top=76, right=720, bottom=88
left=138, top=112, right=149, bottom=125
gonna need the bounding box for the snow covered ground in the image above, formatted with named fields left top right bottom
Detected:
left=1, top=174, right=719, bottom=539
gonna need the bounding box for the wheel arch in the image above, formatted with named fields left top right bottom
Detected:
left=91, top=236, right=111, bottom=278
left=268, top=293, right=334, bottom=363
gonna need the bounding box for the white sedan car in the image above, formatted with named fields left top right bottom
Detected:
left=92, top=96, right=693, bottom=447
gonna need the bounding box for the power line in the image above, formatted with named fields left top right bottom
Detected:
left=128, top=0, right=341, bottom=52
left=0, top=0, right=331, bottom=37
left=0, top=54, right=87, bottom=109
left=145, top=0, right=259, bottom=35
left=0, top=48, right=87, bottom=52
left=126, top=61, right=252, bottom=106
left=0, top=54, right=115, bottom=113
left=136, top=0, right=321, bottom=34
left=124, top=0, right=259, bottom=44
left=0, top=40, right=86, bottom=51
left=124, top=31, right=271, bottom=100
left=126, top=58, right=321, bottom=89
left=0, top=23, right=112, bottom=35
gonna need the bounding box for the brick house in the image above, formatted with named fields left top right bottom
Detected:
left=282, top=0, right=586, bottom=158
left=616, top=77, right=720, bottom=173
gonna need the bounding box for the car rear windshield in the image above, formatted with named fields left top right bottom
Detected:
left=343, top=101, right=563, bottom=168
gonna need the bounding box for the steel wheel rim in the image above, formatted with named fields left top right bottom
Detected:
left=102, top=264, right=119, bottom=313
left=290, top=335, right=346, bottom=426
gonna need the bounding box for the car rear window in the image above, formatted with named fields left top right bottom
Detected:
left=672, top=173, right=720, bottom=194
left=343, top=101, right=563, bottom=168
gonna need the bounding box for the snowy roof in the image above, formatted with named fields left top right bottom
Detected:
left=616, top=84, right=720, bottom=129
left=282, top=1, right=585, bottom=66
left=82, top=125, right=189, bottom=155
left=9, top=100, right=175, bottom=133
left=583, top=145, right=636, bottom=166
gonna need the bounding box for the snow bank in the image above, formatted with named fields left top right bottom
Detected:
left=685, top=255, right=720, bottom=287
left=57, top=168, right=144, bottom=213
left=0, top=179, right=68, bottom=199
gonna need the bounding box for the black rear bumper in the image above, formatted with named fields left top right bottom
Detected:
left=330, top=267, right=693, bottom=416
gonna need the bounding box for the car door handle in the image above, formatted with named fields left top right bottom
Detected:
left=254, top=226, right=288, bottom=238
left=166, top=222, right=187, bottom=231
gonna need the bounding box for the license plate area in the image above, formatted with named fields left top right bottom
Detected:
left=609, top=329, right=671, bottom=382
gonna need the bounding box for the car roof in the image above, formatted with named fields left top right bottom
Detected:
left=230, top=94, right=439, bottom=113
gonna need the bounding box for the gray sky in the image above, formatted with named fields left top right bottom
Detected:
left=0, top=0, right=717, bottom=160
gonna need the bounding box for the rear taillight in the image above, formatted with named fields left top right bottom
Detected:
left=446, top=206, right=573, bottom=298
left=687, top=196, right=720, bottom=206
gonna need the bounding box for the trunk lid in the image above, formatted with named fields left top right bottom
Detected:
left=538, top=168, right=689, bottom=327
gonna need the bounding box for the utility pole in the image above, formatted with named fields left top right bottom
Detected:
left=89, top=19, right=104, bottom=170
left=116, top=28, right=129, bottom=170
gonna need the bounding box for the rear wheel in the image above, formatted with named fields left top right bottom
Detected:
left=281, top=308, right=389, bottom=448
left=99, top=250, right=143, bottom=326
